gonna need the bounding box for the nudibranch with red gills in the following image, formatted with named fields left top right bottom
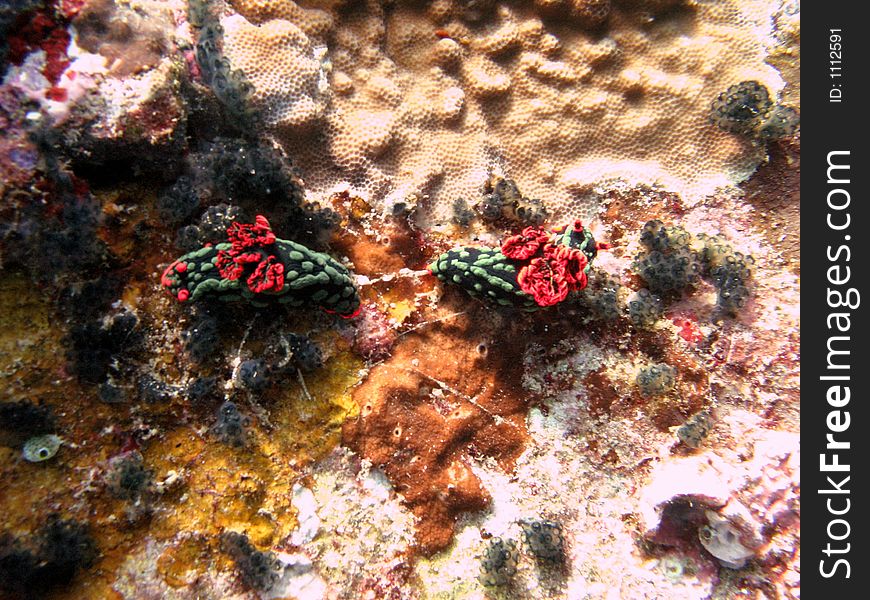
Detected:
left=161, top=215, right=361, bottom=317
left=427, top=220, right=605, bottom=310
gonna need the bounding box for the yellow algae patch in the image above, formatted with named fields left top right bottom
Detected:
left=126, top=347, right=364, bottom=578
left=0, top=273, right=66, bottom=395
left=94, top=184, right=158, bottom=264
left=265, top=348, right=364, bottom=465
left=0, top=273, right=81, bottom=533
left=0, top=259, right=362, bottom=595
left=0, top=459, right=68, bottom=531
left=156, top=536, right=213, bottom=589
left=142, top=427, right=290, bottom=544
left=387, top=298, right=417, bottom=325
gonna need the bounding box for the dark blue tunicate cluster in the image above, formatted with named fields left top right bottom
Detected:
left=59, top=282, right=142, bottom=400
left=0, top=515, right=98, bottom=597
left=34, top=516, right=98, bottom=585
left=710, top=81, right=771, bottom=136
left=636, top=363, right=677, bottom=397
left=175, top=203, right=245, bottom=251
left=156, top=175, right=200, bottom=225
left=98, top=382, right=125, bottom=404
left=521, top=519, right=565, bottom=565
left=66, top=309, right=142, bottom=384
left=631, top=221, right=755, bottom=322
left=192, top=4, right=257, bottom=129
left=0, top=399, right=56, bottom=447
left=198, top=203, right=247, bottom=243
left=572, top=271, right=622, bottom=322
left=183, top=311, right=221, bottom=363
left=286, top=334, right=323, bottom=373
left=478, top=537, right=519, bottom=588
left=697, top=233, right=755, bottom=316
left=0, top=399, right=56, bottom=437
left=31, top=195, right=108, bottom=281
left=451, top=198, right=475, bottom=228
left=475, top=176, right=548, bottom=226
left=677, top=410, right=714, bottom=448
left=238, top=359, right=270, bottom=392
left=58, top=277, right=121, bottom=322
left=710, top=81, right=799, bottom=142
left=2, top=126, right=107, bottom=283
left=137, top=374, right=177, bottom=404
left=107, top=452, right=153, bottom=502
left=186, top=376, right=218, bottom=404
left=168, top=139, right=338, bottom=251
left=220, top=531, right=282, bottom=592
left=191, top=138, right=339, bottom=246
left=633, top=220, right=699, bottom=298
left=187, top=0, right=213, bottom=28
left=710, top=263, right=752, bottom=315
left=628, top=288, right=664, bottom=328
left=755, top=104, right=800, bottom=141
left=214, top=401, right=251, bottom=447
left=294, top=198, right=343, bottom=246
left=175, top=223, right=204, bottom=252
left=203, top=138, right=304, bottom=206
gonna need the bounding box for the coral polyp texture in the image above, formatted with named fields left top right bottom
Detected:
left=219, top=11, right=328, bottom=133
left=161, top=215, right=360, bottom=316
left=0, top=0, right=799, bottom=598
left=231, top=0, right=797, bottom=221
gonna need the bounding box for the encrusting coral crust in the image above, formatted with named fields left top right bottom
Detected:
left=343, top=304, right=530, bottom=555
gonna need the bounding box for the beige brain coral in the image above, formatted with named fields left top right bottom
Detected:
left=227, top=0, right=334, bottom=37
left=220, top=13, right=329, bottom=134
left=534, top=0, right=612, bottom=27
left=248, top=0, right=792, bottom=224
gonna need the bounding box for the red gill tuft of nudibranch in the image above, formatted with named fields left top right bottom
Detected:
left=515, top=242, right=588, bottom=308
left=215, top=215, right=285, bottom=294
left=510, top=234, right=590, bottom=307
left=246, top=254, right=284, bottom=294
left=501, top=226, right=551, bottom=260
left=544, top=243, right=589, bottom=290
left=517, top=255, right=572, bottom=307
left=226, top=214, right=277, bottom=251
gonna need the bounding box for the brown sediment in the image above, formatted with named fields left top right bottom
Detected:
left=330, top=191, right=437, bottom=327
left=331, top=192, right=434, bottom=275
left=342, top=300, right=530, bottom=556
left=741, top=137, right=800, bottom=276
left=584, top=368, right=620, bottom=419
left=598, top=187, right=686, bottom=256
left=583, top=328, right=709, bottom=430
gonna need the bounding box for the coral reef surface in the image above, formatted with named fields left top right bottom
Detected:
left=0, top=0, right=799, bottom=598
